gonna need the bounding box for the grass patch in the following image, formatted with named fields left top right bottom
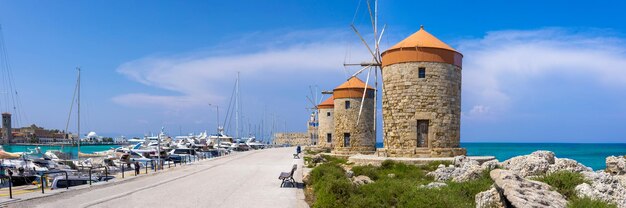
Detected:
left=322, top=155, right=349, bottom=165
left=307, top=160, right=493, bottom=208
left=308, top=163, right=353, bottom=208
left=351, top=160, right=431, bottom=182
left=534, top=171, right=588, bottom=199
left=395, top=169, right=493, bottom=208
left=568, top=197, right=617, bottom=208
left=303, top=156, right=314, bottom=168
left=533, top=171, right=617, bottom=208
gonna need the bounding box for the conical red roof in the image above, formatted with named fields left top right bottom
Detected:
left=333, top=77, right=375, bottom=99
left=387, top=26, right=457, bottom=52
left=381, top=26, right=463, bottom=68
left=317, top=96, right=334, bottom=109
left=334, top=77, right=374, bottom=90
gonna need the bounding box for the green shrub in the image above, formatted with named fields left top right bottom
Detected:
left=308, top=163, right=353, bottom=208
left=568, top=197, right=617, bottom=208
left=322, top=155, right=349, bottom=165
left=313, top=177, right=354, bottom=208
left=397, top=170, right=493, bottom=208
left=534, top=171, right=588, bottom=199
left=381, top=160, right=394, bottom=169
left=351, top=165, right=380, bottom=180
left=307, top=160, right=494, bottom=208
left=349, top=179, right=414, bottom=207
left=351, top=161, right=429, bottom=182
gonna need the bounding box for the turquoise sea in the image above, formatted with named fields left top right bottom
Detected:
left=376, top=143, right=626, bottom=170
left=1, top=144, right=120, bottom=159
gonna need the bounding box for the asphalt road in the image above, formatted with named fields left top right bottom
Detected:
left=11, top=147, right=306, bottom=208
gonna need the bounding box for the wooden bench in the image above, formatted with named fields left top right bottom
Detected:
left=293, top=153, right=300, bottom=159
left=278, top=164, right=297, bottom=187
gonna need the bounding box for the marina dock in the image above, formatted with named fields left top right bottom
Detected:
left=3, top=147, right=306, bottom=208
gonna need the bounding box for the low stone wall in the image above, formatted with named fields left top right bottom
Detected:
left=348, top=154, right=495, bottom=166
left=273, top=132, right=312, bottom=146
left=376, top=147, right=466, bottom=158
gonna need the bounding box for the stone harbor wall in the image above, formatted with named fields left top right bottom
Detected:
left=317, top=108, right=334, bottom=148
left=273, top=132, right=312, bottom=146
left=381, top=62, right=464, bottom=157
left=332, top=97, right=376, bottom=155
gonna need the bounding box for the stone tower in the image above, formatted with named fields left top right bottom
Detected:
left=316, top=96, right=334, bottom=148
left=2, top=112, right=12, bottom=144
left=380, top=26, right=466, bottom=157
left=332, top=77, right=376, bottom=155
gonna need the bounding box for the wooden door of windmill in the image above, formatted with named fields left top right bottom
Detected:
left=417, top=120, right=429, bottom=147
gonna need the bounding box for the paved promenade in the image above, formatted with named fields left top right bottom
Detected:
left=8, top=147, right=306, bottom=208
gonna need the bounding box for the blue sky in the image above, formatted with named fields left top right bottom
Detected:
left=0, top=0, right=625, bottom=142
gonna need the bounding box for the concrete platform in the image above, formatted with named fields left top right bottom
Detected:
left=348, top=154, right=496, bottom=166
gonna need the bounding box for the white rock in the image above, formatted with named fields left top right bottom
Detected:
left=576, top=171, right=626, bottom=208
left=606, top=156, right=626, bottom=175
left=617, top=175, right=626, bottom=188
left=427, top=166, right=462, bottom=181
left=430, top=158, right=488, bottom=182
left=352, top=175, right=373, bottom=186
left=481, top=159, right=500, bottom=170
left=311, top=154, right=326, bottom=163
left=531, top=150, right=556, bottom=164
left=491, top=169, right=567, bottom=208
left=501, top=151, right=554, bottom=177
left=452, top=164, right=484, bottom=182
left=345, top=170, right=354, bottom=178
left=454, top=155, right=479, bottom=168
left=475, top=185, right=506, bottom=208
left=419, top=182, right=448, bottom=189
left=548, top=158, right=592, bottom=174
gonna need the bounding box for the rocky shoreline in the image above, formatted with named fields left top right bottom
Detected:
left=303, top=150, right=626, bottom=208
left=427, top=151, right=626, bottom=208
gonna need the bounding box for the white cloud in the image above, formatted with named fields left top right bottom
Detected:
left=459, top=28, right=626, bottom=118
left=113, top=29, right=371, bottom=110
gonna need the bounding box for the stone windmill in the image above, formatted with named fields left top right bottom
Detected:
left=345, top=0, right=466, bottom=157
left=379, top=26, right=466, bottom=157
left=338, top=0, right=385, bottom=155
left=316, top=95, right=334, bottom=148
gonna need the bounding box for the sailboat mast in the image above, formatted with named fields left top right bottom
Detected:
left=235, top=72, right=239, bottom=138
left=77, top=67, right=81, bottom=160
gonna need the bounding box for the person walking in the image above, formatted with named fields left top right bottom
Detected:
left=134, top=161, right=140, bottom=175
left=296, top=145, right=301, bottom=156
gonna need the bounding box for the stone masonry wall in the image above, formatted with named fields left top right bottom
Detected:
left=382, top=62, right=464, bottom=157
left=317, top=108, right=334, bottom=148
left=273, top=132, right=312, bottom=146
left=332, top=97, right=376, bottom=155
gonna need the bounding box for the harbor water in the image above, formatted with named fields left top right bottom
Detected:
left=2, top=144, right=120, bottom=158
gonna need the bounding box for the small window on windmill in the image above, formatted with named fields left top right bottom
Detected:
left=345, top=101, right=351, bottom=109
left=327, top=112, right=331, bottom=117
left=418, top=67, right=426, bottom=78
left=327, top=133, right=332, bottom=143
